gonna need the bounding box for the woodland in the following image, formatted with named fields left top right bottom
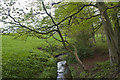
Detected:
left=0, top=0, right=120, bottom=79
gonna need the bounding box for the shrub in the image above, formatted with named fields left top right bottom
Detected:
left=65, top=31, right=93, bottom=63
left=77, top=46, right=93, bottom=59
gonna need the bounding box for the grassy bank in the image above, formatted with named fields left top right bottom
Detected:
left=2, top=35, right=61, bottom=78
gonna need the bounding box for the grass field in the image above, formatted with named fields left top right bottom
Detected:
left=2, top=35, right=63, bottom=78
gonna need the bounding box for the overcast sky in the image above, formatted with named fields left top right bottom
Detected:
left=0, top=0, right=63, bottom=28
left=0, top=0, right=119, bottom=28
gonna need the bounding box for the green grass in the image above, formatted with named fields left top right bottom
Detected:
left=2, top=35, right=64, bottom=78
left=2, top=34, right=65, bottom=58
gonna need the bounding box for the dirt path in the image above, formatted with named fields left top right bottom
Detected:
left=69, top=49, right=109, bottom=76
left=82, top=50, right=109, bottom=69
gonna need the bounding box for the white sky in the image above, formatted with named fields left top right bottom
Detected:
left=0, top=0, right=59, bottom=28
left=0, top=0, right=119, bottom=28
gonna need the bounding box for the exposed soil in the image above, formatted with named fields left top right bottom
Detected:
left=69, top=48, right=109, bottom=75
left=82, top=49, right=109, bottom=69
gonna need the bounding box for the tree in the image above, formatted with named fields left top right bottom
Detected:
left=96, top=2, right=120, bottom=72
left=0, top=0, right=120, bottom=72
left=55, top=1, right=120, bottom=72
left=0, top=0, right=87, bottom=70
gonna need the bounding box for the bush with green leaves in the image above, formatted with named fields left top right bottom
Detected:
left=65, top=31, right=93, bottom=63
left=76, top=31, right=93, bottom=58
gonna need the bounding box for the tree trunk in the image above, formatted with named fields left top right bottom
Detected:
left=101, top=30, right=105, bottom=43
left=73, top=45, right=87, bottom=71
left=97, top=2, right=120, bottom=70
left=118, top=23, right=120, bottom=72
left=91, top=24, right=96, bottom=43
left=111, top=7, right=120, bottom=71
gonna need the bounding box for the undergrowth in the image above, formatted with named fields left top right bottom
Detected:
left=79, top=61, right=119, bottom=78
left=2, top=35, right=58, bottom=78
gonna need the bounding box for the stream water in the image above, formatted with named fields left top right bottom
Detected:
left=57, top=61, right=72, bottom=80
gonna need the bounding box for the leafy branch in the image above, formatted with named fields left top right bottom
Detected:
left=42, top=1, right=87, bottom=71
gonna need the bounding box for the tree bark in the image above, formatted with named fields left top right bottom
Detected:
left=91, top=24, right=96, bottom=43
left=97, top=2, right=120, bottom=70
left=111, top=7, right=120, bottom=71
left=101, top=30, right=105, bottom=43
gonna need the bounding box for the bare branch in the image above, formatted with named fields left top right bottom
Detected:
left=52, top=35, right=63, bottom=42
left=47, top=4, right=120, bottom=29
left=52, top=0, right=64, bottom=6
left=48, top=4, right=98, bottom=29
left=103, top=4, right=120, bottom=13
left=42, top=1, right=67, bottom=48
left=0, top=20, right=19, bottom=25
left=42, top=1, right=87, bottom=71
left=30, top=12, right=45, bottom=15
left=78, top=14, right=101, bottom=20
left=0, top=21, right=58, bottom=35
left=5, top=11, right=58, bottom=34
left=68, top=16, right=72, bottom=25
left=94, top=22, right=103, bottom=33
left=9, top=15, right=20, bottom=24
left=13, top=33, right=23, bottom=39
left=42, top=1, right=57, bottom=26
